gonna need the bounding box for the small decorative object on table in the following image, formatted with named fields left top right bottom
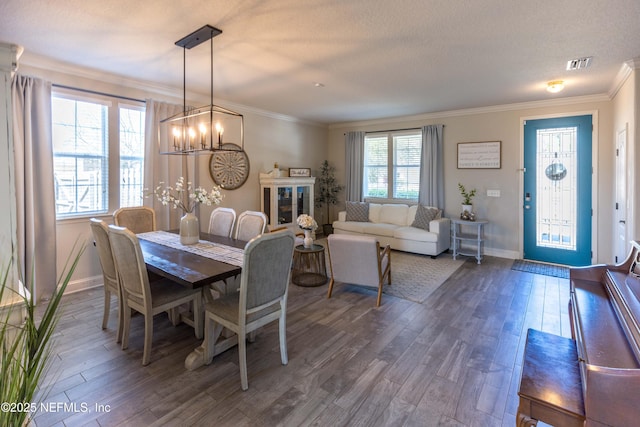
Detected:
left=296, top=213, right=318, bottom=248
left=458, top=182, right=477, bottom=219
left=152, top=177, right=223, bottom=245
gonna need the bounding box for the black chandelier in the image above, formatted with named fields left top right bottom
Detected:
left=160, top=25, right=244, bottom=155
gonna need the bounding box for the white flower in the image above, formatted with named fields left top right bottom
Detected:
left=149, top=177, right=223, bottom=213
left=296, top=214, right=318, bottom=231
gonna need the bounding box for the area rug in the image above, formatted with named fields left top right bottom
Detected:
left=315, top=238, right=465, bottom=304
left=511, top=259, right=570, bottom=279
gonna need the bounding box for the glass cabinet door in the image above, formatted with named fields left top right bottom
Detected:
left=297, top=185, right=311, bottom=217
left=277, top=186, right=293, bottom=224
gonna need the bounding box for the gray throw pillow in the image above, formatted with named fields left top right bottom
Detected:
left=412, top=205, right=440, bottom=231
left=346, top=201, right=370, bottom=222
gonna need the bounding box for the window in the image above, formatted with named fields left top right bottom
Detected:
left=119, top=107, right=145, bottom=207
left=52, top=91, right=145, bottom=218
left=363, top=130, right=422, bottom=200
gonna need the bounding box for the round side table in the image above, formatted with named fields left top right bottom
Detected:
left=292, top=244, right=327, bottom=287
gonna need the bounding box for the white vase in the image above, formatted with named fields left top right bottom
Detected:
left=180, top=212, right=199, bottom=245
left=303, top=229, right=313, bottom=248
left=461, top=204, right=473, bottom=214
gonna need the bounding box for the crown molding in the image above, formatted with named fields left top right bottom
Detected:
left=19, top=52, right=324, bottom=127
left=329, top=94, right=610, bottom=130
left=608, top=59, right=638, bottom=99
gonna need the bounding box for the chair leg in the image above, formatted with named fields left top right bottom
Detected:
left=116, top=293, right=124, bottom=344
left=239, top=332, right=249, bottom=391
left=279, top=313, right=288, bottom=365
left=376, top=281, right=383, bottom=307
left=121, top=306, right=132, bottom=350
left=102, top=288, right=111, bottom=329
left=142, top=312, right=153, bottom=366
left=327, top=277, right=335, bottom=299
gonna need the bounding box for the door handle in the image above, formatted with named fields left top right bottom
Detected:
left=620, top=220, right=626, bottom=224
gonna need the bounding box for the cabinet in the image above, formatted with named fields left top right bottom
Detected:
left=260, top=176, right=315, bottom=230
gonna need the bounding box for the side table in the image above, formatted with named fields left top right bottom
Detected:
left=292, top=244, right=327, bottom=287
left=451, top=218, right=488, bottom=264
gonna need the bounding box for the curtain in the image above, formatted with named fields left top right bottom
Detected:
left=419, top=124, right=444, bottom=208
left=12, top=74, right=56, bottom=302
left=344, top=131, right=365, bottom=202
left=143, top=99, right=185, bottom=231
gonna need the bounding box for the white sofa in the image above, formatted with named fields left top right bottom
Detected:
left=332, top=203, right=450, bottom=257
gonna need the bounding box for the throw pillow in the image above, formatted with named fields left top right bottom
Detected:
left=411, top=205, right=440, bottom=231
left=346, top=201, right=370, bottom=222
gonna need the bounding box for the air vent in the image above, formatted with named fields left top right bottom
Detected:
left=566, top=57, right=592, bottom=70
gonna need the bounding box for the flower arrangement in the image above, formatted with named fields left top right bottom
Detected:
left=153, top=177, right=223, bottom=213
left=296, top=214, right=318, bottom=231
left=458, top=182, right=477, bottom=205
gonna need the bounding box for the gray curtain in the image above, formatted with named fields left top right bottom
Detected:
left=419, top=124, right=444, bottom=208
left=12, top=74, right=56, bottom=302
left=143, top=99, right=186, bottom=231
left=345, top=131, right=365, bottom=202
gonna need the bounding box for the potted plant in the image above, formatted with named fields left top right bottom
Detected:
left=314, top=160, right=344, bottom=235
left=458, top=182, right=477, bottom=216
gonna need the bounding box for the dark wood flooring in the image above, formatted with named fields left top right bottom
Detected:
left=33, top=255, right=569, bottom=426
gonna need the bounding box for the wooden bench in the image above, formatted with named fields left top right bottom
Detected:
left=517, top=328, right=585, bottom=427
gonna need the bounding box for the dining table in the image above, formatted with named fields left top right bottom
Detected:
left=137, top=230, right=248, bottom=370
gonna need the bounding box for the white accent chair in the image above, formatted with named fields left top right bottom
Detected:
left=203, top=231, right=295, bottom=390
left=113, top=206, right=156, bottom=234
left=108, top=225, right=203, bottom=365
left=89, top=218, right=123, bottom=342
left=208, top=207, right=237, bottom=238
left=327, top=234, right=392, bottom=307
left=235, top=210, right=267, bottom=241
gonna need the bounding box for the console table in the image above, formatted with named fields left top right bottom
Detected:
left=451, top=218, right=488, bottom=264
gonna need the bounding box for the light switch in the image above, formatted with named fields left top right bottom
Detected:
left=487, top=189, right=500, bottom=197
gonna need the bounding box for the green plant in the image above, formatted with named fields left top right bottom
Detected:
left=314, top=160, right=344, bottom=225
left=1, top=244, right=84, bottom=427
left=458, top=183, right=477, bottom=205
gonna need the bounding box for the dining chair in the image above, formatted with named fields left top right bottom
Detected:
left=202, top=230, right=295, bottom=390
left=327, top=233, right=391, bottom=307
left=113, top=206, right=156, bottom=234
left=235, top=210, right=267, bottom=241
left=89, top=218, right=123, bottom=342
left=208, top=207, right=236, bottom=237
left=108, top=225, right=203, bottom=365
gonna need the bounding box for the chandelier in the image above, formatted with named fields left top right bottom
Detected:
left=160, top=25, right=244, bottom=155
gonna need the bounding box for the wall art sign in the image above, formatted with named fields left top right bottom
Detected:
left=457, top=141, right=501, bottom=169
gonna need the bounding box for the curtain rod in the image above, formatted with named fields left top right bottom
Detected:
left=344, top=125, right=444, bottom=135
left=52, top=84, right=145, bottom=104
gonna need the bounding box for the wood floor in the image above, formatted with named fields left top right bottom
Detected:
left=33, top=255, right=570, bottom=427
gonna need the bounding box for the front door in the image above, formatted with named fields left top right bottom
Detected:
left=523, top=115, right=592, bottom=266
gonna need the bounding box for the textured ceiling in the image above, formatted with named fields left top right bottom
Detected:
left=1, top=0, right=639, bottom=124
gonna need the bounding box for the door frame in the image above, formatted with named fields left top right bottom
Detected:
left=518, top=110, right=599, bottom=263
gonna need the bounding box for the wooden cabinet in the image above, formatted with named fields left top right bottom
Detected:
left=260, top=176, right=315, bottom=230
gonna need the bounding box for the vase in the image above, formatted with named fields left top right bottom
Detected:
left=180, top=212, right=199, bottom=245
left=303, top=229, right=313, bottom=248
left=461, top=204, right=473, bottom=214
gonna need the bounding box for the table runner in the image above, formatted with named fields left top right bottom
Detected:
left=138, top=231, right=244, bottom=267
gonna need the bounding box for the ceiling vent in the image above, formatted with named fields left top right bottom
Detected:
left=566, top=57, right=592, bottom=70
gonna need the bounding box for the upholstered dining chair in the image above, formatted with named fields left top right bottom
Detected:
left=108, top=225, right=203, bottom=365
left=113, top=206, right=156, bottom=234
left=326, top=234, right=391, bottom=307
left=202, top=230, right=295, bottom=390
left=89, top=218, right=123, bottom=342
left=235, top=210, right=267, bottom=241
left=208, top=207, right=237, bottom=238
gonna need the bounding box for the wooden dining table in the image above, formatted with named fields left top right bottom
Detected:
left=137, top=230, right=248, bottom=370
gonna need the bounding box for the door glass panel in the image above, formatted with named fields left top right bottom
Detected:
left=297, top=186, right=309, bottom=217
left=536, top=127, right=577, bottom=250
left=277, top=186, right=293, bottom=224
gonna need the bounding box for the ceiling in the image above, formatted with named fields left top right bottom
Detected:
left=1, top=0, right=639, bottom=124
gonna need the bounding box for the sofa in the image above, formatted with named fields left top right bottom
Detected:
left=332, top=202, right=450, bottom=257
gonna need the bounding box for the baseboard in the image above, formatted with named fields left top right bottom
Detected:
left=65, top=275, right=103, bottom=294
left=485, top=247, right=519, bottom=259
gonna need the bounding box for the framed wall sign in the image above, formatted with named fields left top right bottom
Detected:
left=457, top=141, right=501, bottom=169
left=289, top=168, right=311, bottom=177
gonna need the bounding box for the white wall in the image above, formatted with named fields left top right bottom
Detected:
left=18, top=62, right=327, bottom=293
left=328, top=96, right=616, bottom=263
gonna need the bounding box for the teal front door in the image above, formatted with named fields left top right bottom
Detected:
left=523, top=115, right=592, bottom=266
